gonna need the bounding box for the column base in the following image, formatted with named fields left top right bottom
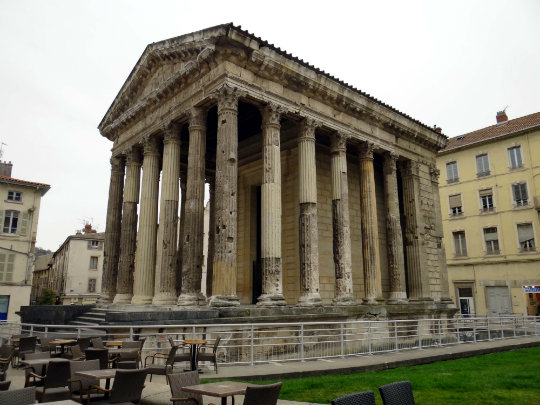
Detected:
left=409, top=297, right=434, bottom=302
left=131, top=295, right=153, bottom=305
left=98, top=293, right=115, bottom=305
left=297, top=293, right=322, bottom=306
left=152, top=293, right=177, bottom=306
left=177, top=293, right=200, bottom=306
left=363, top=296, right=385, bottom=305
left=208, top=295, right=240, bottom=307
left=332, top=294, right=356, bottom=306
left=256, top=294, right=287, bottom=306
left=113, top=293, right=133, bottom=304
left=387, top=292, right=408, bottom=304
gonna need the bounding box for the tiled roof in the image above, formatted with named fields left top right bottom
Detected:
left=440, top=112, right=540, bottom=152
left=0, top=175, right=51, bottom=189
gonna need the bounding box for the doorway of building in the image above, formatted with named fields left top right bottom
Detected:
left=457, top=287, right=475, bottom=317
left=486, top=286, right=512, bottom=316
left=0, top=295, right=9, bottom=321
left=251, top=186, right=262, bottom=304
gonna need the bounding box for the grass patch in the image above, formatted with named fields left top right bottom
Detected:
left=221, top=347, right=540, bottom=405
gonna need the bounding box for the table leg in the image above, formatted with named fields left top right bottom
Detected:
left=221, top=397, right=228, bottom=405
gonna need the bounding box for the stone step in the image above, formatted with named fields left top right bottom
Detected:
left=77, top=316, right=104, bottom=323
left=83, top=312, right=106, bottom=319
left=69, top=320, right=101, bottom=327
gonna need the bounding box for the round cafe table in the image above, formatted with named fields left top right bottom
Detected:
left=183, top=339, right=207, bottom=371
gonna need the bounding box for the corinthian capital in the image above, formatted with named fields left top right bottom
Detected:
left=110, top=155, right=125, bottom=173
left=330, top=132, right=348, bottom=154
left=358, top=141, right=375, bottom=160
left=142, top=135, right=160, bottom=156
left=215, top=84, right=241, bottom=113
left=429, top=165, right=440, bottom=183
left=261, top=102, right=283, bottom=127
left=299, top=117, right=321, bottom=142
left=161, top=121, right=182, bottom=143
left=123, top=146, right=143, bottom=165
left=383, top=151, right=399, bottom=175
left=188, top=107, right=207, bottom=128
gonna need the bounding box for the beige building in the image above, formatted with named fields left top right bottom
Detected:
left=437, top=111, right=540, bottom=317
left=0, top=161, right=50, bottom=320
left=30, top=253, right=53, bottom=303
left=98, top=24, right=454, bottom=316
left=48, top=225, right=104, bottom=305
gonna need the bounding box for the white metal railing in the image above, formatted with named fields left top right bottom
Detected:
left=1, top=315, right=538, bottom=366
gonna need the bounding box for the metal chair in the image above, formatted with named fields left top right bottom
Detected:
left=68, top=344, right=85, bottom=361
left=331, top=391, right=376, bottom=405
left=87, top=368, right=147, bottom=404
left=144, top=345, right=178, bottom=383
left=378, top=380, right=416, bottom=405
left=15, top=336, right=37, bottom=367
left=168, top=371, right=202, bottom=405
left=197, top=336, right=221, bottom=373
left=168, top=336, right=191, bottom=366
left=242, top=382, right=282, bottom=405
left=23, top=351, right=51, bottom=386
left=0, top=386, right=36, bottom=405
left=69, top=358, right=103, bottom=403
left=27, top=359, right=71, bottom=403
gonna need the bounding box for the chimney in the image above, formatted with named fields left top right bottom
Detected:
left=434, top=127, right=442, bottom=134
left=496, top=110, right=508, bottom=124
left=0, top=161, right=13, bottom=177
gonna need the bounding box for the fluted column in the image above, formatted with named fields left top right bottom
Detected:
left=176, top=174, right=187, bottom=296
left=206, top=177, right=215, bottom=297
left=257, top=103, right=286, bottom=306
left=331, top=133, right=355, bottom=305
left=114, top=148, right=142, bottom=303
left=209, top=85, right=240, bottom=307
left=401, top=160, right=430, bottom=300
left=178, top=108, right=207, bottom=306
left=153, top=123, right=181, bottom=305
left=100, top=156, right=125, bottom=303
left=297, top=118, right=322, bottom=306
left=132, top=136, right=160, bottom=305
left=358, top=142, right=383, bottom=304
left=383, top=152, right=407, bottom=303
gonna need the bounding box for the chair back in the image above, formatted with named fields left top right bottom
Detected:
left=19, top=336, right=37, bottom=353
left=69, top=359, right=99, bottom=392
left=76, top=337, right=91, bottom=351
left=168, top=371, right=202, bottom=405
left=122, top=341, right=140, bottom=349
left=0, top=345, right=13, bottom=358
left=91, top=337, right=104, bottom=349
left=24, top=351, right=50, bottom=360
left=243, top=382, right=282, bottom=405
left=43, top=360, right=70, bottom=389
left=378, top=381, right=415, bottom=405
left=70, top=345, right=84, bottom=360
left=0, top=386, right=36, bottom=405
left=117, top=361, right=137, bottom=369
left=85, top=348, right=109, bottom=369
left=166, top=345, right=179, bottom=366
left=0, top=380, right=11, bottom=390
left=109, top=369, right=147, bottom=403
left=332, top=391, right=376, bottom=405
left=168, top=336, right=178, bottom=347
left=212, top=336, right=221, bottom=353
left=38, top=336, right=53, bottom=351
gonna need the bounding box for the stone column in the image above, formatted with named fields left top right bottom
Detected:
left=258, top=103, right=287, bottom=306
left=358, top=142, right=383, bottom=304
left=114, top=148, right=142, bottom=304
left=297, top=118, right=322, bottom=306
left=383, top=152, right=407, bottom=303
left=401, top=160, right=430, bottom=300
left=206, top=177, right=215, bottom=297
left=209, top=85, right=240, bottom=307
left=100, top=156, right=125, bottom=303
left=153, top=123, right=181, bottom=305
left=330, top=133, right=355, bottom=305
left=178, top=108, right=207, bottom=306
left=132, top=136, right=160, bottom=305
left=176, top=174, right=187, bottom=296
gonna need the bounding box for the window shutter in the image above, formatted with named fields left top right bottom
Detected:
left=87, top=241, right=92, bottom=249
left=19, top=212, right=29, bottom=236
left=0, top=210, right=4, bottom=233
left=517, top=224, right=534, bottom=243
left=449, top=194, right=462, bottom=208
left=479, top=188, right=492, bottom=197
left=0, top=254, right=5, bottom=282
left=6, top=254, right=14, bottom=281
left=484, top=229, right=498, bottom=241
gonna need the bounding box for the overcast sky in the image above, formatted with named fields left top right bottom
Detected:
left=0, top=0, right=538, bottom=251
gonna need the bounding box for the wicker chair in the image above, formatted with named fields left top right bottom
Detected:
left=0, top=345, right=14, bottom=373
left=68, top=344, right=85, bottom=361
left=168, top=371, right=202, bottom=405
left=85, top=348, right=116, bottom=369
left=119, top=339, right=145, bottom=366
left=91, top=337, right=105, bottom=349
left=0, top=380, right=11, bottom=390
left=15, top=336, right=37, bottom=367
left=69, top=358, right=103, bottom=403
left=331, top=391, right=376, bottom=405
left=378, top=381, right=416, bottom=405
left=0, top=386, right=36, bottom=405
left=168, top=337, right=191, bottom=366
left=242, top=382, right=282, bottom=405
left=144, top=345, right=178, bottom=383
left=87, top=368, right=147, bottom=404
left=23, top=351, right=51, bottom=386
left=77, top=337, right=92, bottom=351
left=26, top=360, right=71, bottom=403
left=197, top=336, right=221, bottom=373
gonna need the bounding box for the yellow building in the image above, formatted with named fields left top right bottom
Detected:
left=437, top=111, right=540, bottom=317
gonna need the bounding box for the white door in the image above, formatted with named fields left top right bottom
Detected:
left=485, top=286, right=512, bottom=316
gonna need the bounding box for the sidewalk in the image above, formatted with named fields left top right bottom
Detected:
left=5, top=336, right=538, bottom=405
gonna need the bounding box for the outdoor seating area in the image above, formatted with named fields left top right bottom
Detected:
left=331, top=381, right=416, bottom=405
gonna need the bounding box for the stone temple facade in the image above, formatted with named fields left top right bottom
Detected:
left=98, top=24, right=455, bottom=317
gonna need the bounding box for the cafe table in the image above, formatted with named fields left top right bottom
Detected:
left=50, top=338, right=76, bottom=355
left=105, top=340, right=123, bottom=348
left=39, top=400, right=80, bottom=405
left=183, top=339, right=207, bottom=371
left=21, top=357, right=69, bottom=376
left=75, top=368, right=117, bottom=392
left=183, top=381, right=249, bottom=405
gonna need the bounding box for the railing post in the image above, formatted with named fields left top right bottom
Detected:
left=438, top=319, right=442, bottom=345
left=340, top=323, right=344, bottom=357
left=473, top=317, right=477, bottom=343
left=417, top=321, right=422, bottom=349
left=368, top=322, right=372, bottom=354
left=250, top=324, right=254, bottom=366
left=300, top=324, right=305, bottom=362
left=30, top=324, right=34, bottom=336
left=44, top=326, right=48, bottom=338
left=487, top=317, right=491, bottom=340
left=394, top=321, right=398, bottom=351
left=513, top=316, right=517, bottom=337
left=130, top=327, right=134, bottom=340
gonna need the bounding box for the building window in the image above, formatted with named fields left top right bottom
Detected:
left=512, top=183, right=528, bottom=207
left=508, top=146, right=523, bottom=169
left=2, top=210, right=19, bottom=234
left=6, top=191, right=22, bottom=202
left=457, top=287, right=475, bottom=316
left=88, top=279, right=97, bottom=293
left=476, top=154, right=490, bottom=176
left=479, top=188, right=494, bottom=212
left=90, top=240, right=99, bottom=249
left=446, top=161, right=459, bottom=183
left=449, top=194, right=463, bottom=216
left=0, top=254, right=15, bottom=282
left=89, top=256, right=98, bottom=270
left=483, top=227, right=500, bottom=254
left=517, top=223, right=535, bottom=251
left=453, top=231, right=467, bottom=257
